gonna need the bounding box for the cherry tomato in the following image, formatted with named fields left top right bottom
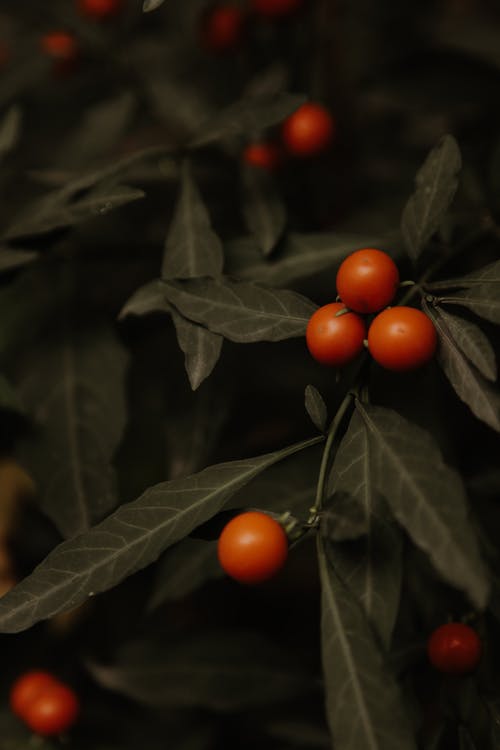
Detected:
left=367, top=306, right=437, bottom=372
left=282, top=103, right=334, bottom=157
left=428, top=623, right=482, bottom=675
left=10, top=671, right=58, bottom=719
left=336, top=248, right=400, bottom=314
left=250, top=0, right=302, bottom=18
left=306, top=302, right=366, bottom=367
left=77, top=0, right=124, bottom=20
left=200, top=5, right=245, bottom=54
left=242, top=142, right=282, bottom=171
left=23, top=682, right=80, bottom=737
left=40, top=32, right=79, bottom=63
left=218, top=511, right=288, bottom=584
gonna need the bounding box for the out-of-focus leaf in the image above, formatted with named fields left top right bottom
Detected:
left=426, top=259, right=500, bottom=292
left=225, top=233, right=377, bottom=286
left=264, top=718, right=330, bottom=748
left=148, top=538, right=222, bottom=611
left=88, top=631, right=315, bottom=710
left=118, top=279, right=171, bottom=320
left=162, top=161, right=224, bottom=280
left=241, top=165, right=286, bottom=257
left=0, top=106, right=21, bottom=161
left=0, top=374, right=22, bottom=413
left=326, top=411, right=402, bottom=649
left=439, top=286, right=500, bottom=325
left=0, top=247, right=38, bottom=274
left=458, top=727, right=477, bottom=750
left=424, top=302, right=500, bottom=431
left=18, top=321, right=129, bottom=538
left=190, top=93, right=306, bottom=148
left=146, top=79, right=213, bottom=139
left=401, top=135, right=462, bottom=261
left=305, top=385, right=327, bottom=433
left=164, top=277, right=317, bottom=342
left=143, top=0, right=165, bottom=11
left=0, top=436, right=321, bottom=633
left=318, top=536, right=417, bottom=750
left=430, top=305, right=496, bottom=381
left=171, top=309, right=222, bottom=390
left=355, top=402, right=490, bottom=608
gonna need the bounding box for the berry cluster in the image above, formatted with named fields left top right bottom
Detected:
left=10, top=671, right=80, bottom=738
left=307, top=248, right=438, bottom=372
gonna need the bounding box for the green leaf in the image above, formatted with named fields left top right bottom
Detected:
left=225, top=232, right=376, bottom=287
left=148, top=538, right=222, bottom=611
left=424, top=302, right=500, bottom=431
left=431, top=305, right=496, bottom=381
left=118, top=279, right=171, bottom=320
left=0, top=105, right=21, bottom=161
left=171, top=309, right=223, bottom=390
left=143, top=0, right=165, bottom=10
left=355, top=401, right=490, bottom=608
left=0, top=435, right=321, bottom=633
left=162, top=161, right=224, bottom=280
left=241, top=165, right=286, bottom=257
left=305, top=385, right=327, bottom=433
left=18, top=321, right=129, bottom=538
left=326, top=411, right=402, bottom=649
left=439, top=285, right=500, bottom=325
left=190, top=92, right=306, bottom=148
left=401, top=135, right=462, bottom=261
left=164, top=276, right=317, bottom=342
left=88, top=630, right=315, bottom=711
left=0, top=246, right=38, bottom=274
left=318, top=536, right=417, bottom=750
left=425, top=258, right=500, bottom=292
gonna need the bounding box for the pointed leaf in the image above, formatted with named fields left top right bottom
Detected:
left=439, top=285, right=500, bottom=325
left=191, top=93, right=306, bottom=148
left=164, top=276, right=317, bottom=342
left=355, top=401, right=490, bottom=608
left=88, top=630, right=315, bottom=710
left=241, top=165, right=286, bottom=257
left=304, top=385, right=327, bottom=433
left=318, top=536, right=417, bottom=750
left=0, top=247, right=38, bottom=274
left=0, top=436, right=321, bottom=633
left=18, top=322, right=129, bottom=538
left=171, top=309, right=222, bottom=390
left=430, top=305, right=496, bottom=380
left=118, top=279, right=171, bottom=320
left=148, top=538, right=222, bottom=611
left=0, top=106, right=21, bottom=161
left=326, top=411, right=402, bottom=649
left=426, top=258, right=500, bottom=292
left=424, top=302, right=500, bottom=431
left=401, top=135, right=462, bottom=261
left=162, top=161, right=224, bottom=280
left=143, top=0, right=165, bottom=10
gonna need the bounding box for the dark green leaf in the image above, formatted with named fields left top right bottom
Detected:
left=439, top=286, right=500, bottom=325
left=171, top=309, right=223, bottom=390
left=88, top=630, right=315, bottom=711
left=318, top=536, right=417, bottom=750
left=322, top=496, right=369, bottom=542
left=355, top=402, right=490, bottom=608
left=431, top=305, right=496, bottom=380
left=164, top=277, right=317, bottom=342
left=162, top=161, right=224, bottom=280
left=424, top=302, right=500, bottom=431
left=326, top=411, right=402, bottom=649
left=225, top=232, right=376, bottom=287
left=305, top=385, right=327, bottom=433
left=426, top=259, right=500, bottom=292
left=241, top=165, right=286, bottom=257
left=0, top=106, right=21, bottom=161
left=18, top=322, right=129, bottom=538
left=0, top=435, right=321, bottom=633
left=143, top=0, right=165, bottom=10
left=118, top=279, right=171, bottom=320
left=0, top=247, right=38, bottom=274
left=401, top=135, right=462, bottom=261
left=148, top=538, right=222, bottom=611
left=190, top=93, right=306, bottom=148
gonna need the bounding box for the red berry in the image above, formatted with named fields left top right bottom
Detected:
left=40, top=32, right=79, bottom=63
left=336, top=248, right=400, bottom=314
left=306, top=302, right=366, bottom=367
left=10, top=672, right=58, bottom=719
left=23, top=682, right=80, bottom=737
left=242, top=142, right=282, bottom=171
left=251, top=0, right=302, bottom=18
left=200, top=5, right=245, bottom=54
left=218, top=511, right=288, bottom=584
left=282, top=103, right=335, bottom=157
left=368, top=306, right=437, bottom=372
left=428, top=623, right=482, bottom=675
left=77, top=0, right=124, bottom=20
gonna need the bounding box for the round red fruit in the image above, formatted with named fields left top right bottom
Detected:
left=242, top=142, right=282, bottom=171
left=250, top=0, right=302, bottom=18
left=428, top=623, right=482, bottom=675
left=10, top=671, right=58, bottom=719
left=218, top=511, right=288, bottom=584
left=23, top=682, right=80, bottom=737
left=40, top=32, right=79, bottom=63
left=282, top=103, right=334, bottom=157
left=306, top=302, right=366, bottom=367
left=336, top=248, right=400, bottom=314
left=200, top=5, right=245, bottom=53
left=367, top=306, right=437, bottom=371
left=77, top=0, right=124, bottom=19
